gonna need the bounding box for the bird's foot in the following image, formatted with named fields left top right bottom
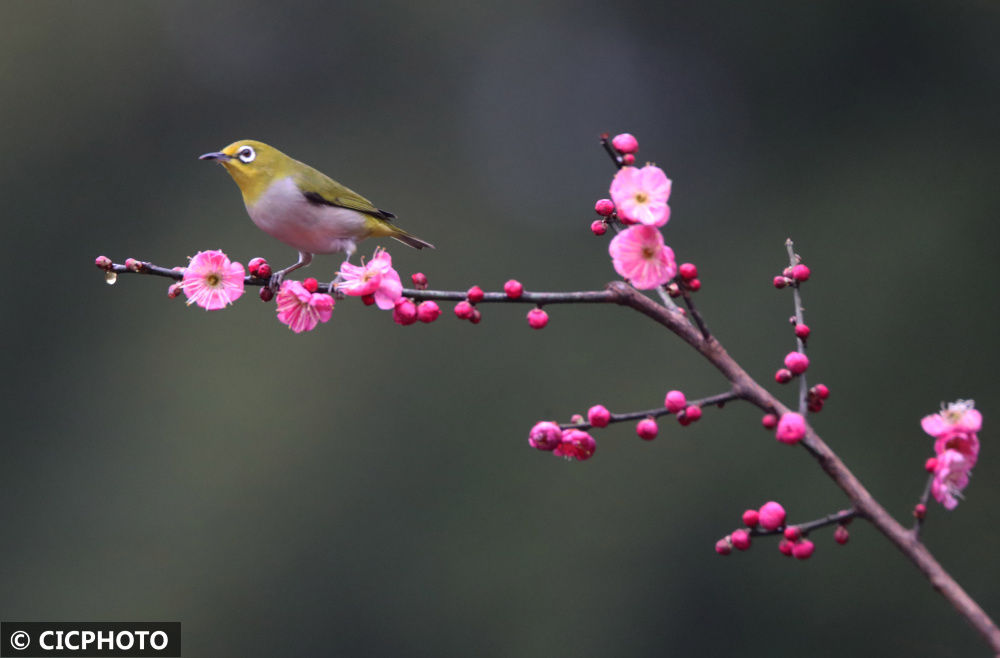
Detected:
left=268, top=271, right=287, bottom=292
left=327, top=274, right=346, bottom=300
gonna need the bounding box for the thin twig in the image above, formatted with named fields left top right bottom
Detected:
left=557, top=390, right=739, bottom=431
left=785, top=239, right=809, bottom=415
left=749, top=508, right=858, bottom=538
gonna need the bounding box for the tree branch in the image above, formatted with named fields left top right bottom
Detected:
left=96, top=255, right=1000, bottom=654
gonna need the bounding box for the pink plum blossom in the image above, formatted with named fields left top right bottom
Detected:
left=922, top=399, right=982, bottom=438
left=180, top=249, right=245, bottom=310
left=931, top=449, right=972, bottom=510
left=275, top=280, right=335, bottom=333
left=922, top=400, right=981, bottom=466
left=554, top=429, right=596, bottom=461
left=336, top=248, right=403, bottom=310
left=608, top=225, right=677, bottom=290
left=610, top=165, right=671, bottom=227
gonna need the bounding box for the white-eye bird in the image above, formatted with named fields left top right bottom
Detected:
left=199, top=139, right=433, bottom=283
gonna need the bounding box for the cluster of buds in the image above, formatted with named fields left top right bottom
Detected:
left=773, top=262, right=811, bottom=289
left=246, top=257, right=275, bottom=301
left=386, top=273, right=439, bottom=325
left=530, top=389, right=706, bottom=459
left=666, top=262, right=702, bottom=297
left=529, top=421, right=596, bottom=461
left=716, top=502, right=852, bottom=559
left=807, top=383, right=830, bottom=413
left=592, top=198, right=615, bottom=235
left=775, top=350, right=810, bottom=383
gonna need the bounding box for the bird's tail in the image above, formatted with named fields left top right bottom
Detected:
left=390, top=228, right=435, bottom=250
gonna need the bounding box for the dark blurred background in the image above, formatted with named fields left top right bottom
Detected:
left=2, top=1, right=999, bottom=655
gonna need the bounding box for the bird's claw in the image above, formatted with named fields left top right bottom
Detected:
left=328, top=276, right=345, bottom=300
left=268, top=271, right=286, bottom=292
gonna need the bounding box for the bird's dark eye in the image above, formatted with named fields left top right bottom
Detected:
left=237, top=146, right=256, bottom=163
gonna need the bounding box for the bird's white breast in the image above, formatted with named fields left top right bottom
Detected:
left=247, top=176, right=368, bottom=255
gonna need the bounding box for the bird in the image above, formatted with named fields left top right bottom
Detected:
left=199, top=139, right=433, bottom=285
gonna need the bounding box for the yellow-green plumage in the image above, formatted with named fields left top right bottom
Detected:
left=200, top=139, right=432, bottom=279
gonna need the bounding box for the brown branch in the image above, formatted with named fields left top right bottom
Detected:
left=96, top=256, right=1000, bottom=653
left=607, top=280, right=1000, bottom=654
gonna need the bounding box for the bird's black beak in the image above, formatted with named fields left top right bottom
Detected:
left=199, top=151, right=232, bottom=162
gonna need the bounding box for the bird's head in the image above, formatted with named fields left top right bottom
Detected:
left=200, top=139, right=286, bottom=199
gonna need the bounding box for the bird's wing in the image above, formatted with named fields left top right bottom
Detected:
left=295, top=170, right=396, bottom=221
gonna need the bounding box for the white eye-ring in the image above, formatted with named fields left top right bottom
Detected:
left=237, top=146, right=256, bottom=163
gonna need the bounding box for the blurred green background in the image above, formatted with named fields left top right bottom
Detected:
left=2, top=1, right=999, bottom=655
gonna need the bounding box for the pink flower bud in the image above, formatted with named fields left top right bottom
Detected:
left=778, top=539, right=795, bottom=556
left=393, top=299, right=418, bottom=325
left=913, top=503, right=927, bottom=519
left=761, top=413, right=778, bottom=429
left=783, top=526, right=801, bottom=541
left=731, top=529, right=751, bottom=551
left=411, top=272, right=428, bottom=288
left=834, top=525, right=850, bottom=545
left=594, top=198, right=615, bottom=216
left=470, top=308, right=482, bottom=324
left=94, top=255, right=113, bottom=270
left=417, top=301, right=441, bottom=323
left=621, top=153, right=636, bottom=165
left=715, top=538, right=732, bottom=556
left=454, top=300, right=474, bottom=319
left=776, top=412, right=806, bottom=444
left=167, top=282, right=182, bottom=299
left=555, top=428, right=596, bottom=461
left=813, top=383, right=829, bottom=399
left=588, top=405, right=611, bottom=428
left=570, top=414, right=585, bottom=425
left=466, top=285, right=484, bottom=303
left=527, top=308, right=549, bottom=329
left=758, top=501, right=786, bottom=530
left=636, top=418, right=658, bottom=440
left=742, top=509, right=760, bottom=528
left=590, top=220, right=608, bottom=236
left=792, top=539, right=815, bottom=560
left=924, top=457, right=938, bottom=473
left=784, top=351, right=809, bottom=375
left=504, top=279, right=524, bottom=299
left=529, top=421, right=563, bottom=451
left=303, top=278, right=319, bottom=293
left=807, top=398, right=824, bottom=413
left=773, top=275, right=789, bottom=289
left=791, top=263, right=811, bottom=282
left=248, top=257, right=266, bottom=276
left=794, top=323, right=811, bottom=339
left=686, top=278, right=702, bottom=292
left=664, top=390, right=687, bottom=413
left=259, top=287, right=274, bottom=302
left=125, top=258, right=142, bottom=272
left=775, top=368, right=793, bottom=384
left=611, top=133, right=639, bottom=154
left=256, top=262, right=272, bottom=279
left=678, top=262, right=697, bottom=280
left=683, top=405, right=702, bottom=422
left=362, top=294, right=375, bottom=306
